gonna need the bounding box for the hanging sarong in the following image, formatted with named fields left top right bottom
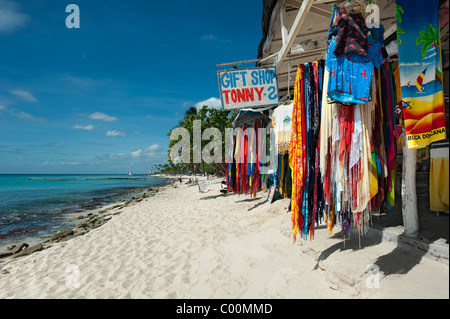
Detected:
left=384, top=63, right=397, bottom=210
left=289, top=65, right=307, bottom=243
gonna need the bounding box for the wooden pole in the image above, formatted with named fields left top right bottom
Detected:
left=216, top=59, right=260, bottom=68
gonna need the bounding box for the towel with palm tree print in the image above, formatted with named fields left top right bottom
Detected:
left=395, top=0, right=446, bottom=149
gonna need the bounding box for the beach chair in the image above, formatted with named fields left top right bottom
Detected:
left=220, top=180, right=227, bottom=193
left=198, top=180, right=211, bottom=193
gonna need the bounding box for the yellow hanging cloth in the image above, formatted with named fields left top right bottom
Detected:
left=430, top=146, right=449, bottom=211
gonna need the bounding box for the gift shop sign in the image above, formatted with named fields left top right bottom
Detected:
left=218, top=67, right=279, bottom=110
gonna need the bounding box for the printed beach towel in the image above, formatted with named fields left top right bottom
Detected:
left=396, top=0, right=446, bottom=149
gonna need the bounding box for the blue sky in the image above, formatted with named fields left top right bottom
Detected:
left=0, top=0, right=262, bottom=174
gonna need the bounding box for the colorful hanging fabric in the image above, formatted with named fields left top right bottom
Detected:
left=320, top=67, right=336, bottom=206
left=242, top=123, right=249, bottom=194
left=234, top=129, right=244, bottom=194
left=225, top=117, right=267, bottom=197
left=226, top=133, right=235, bottom=192
left=395, top=0, right=446, bottom=149
left=326, top=39, right=378, bottom=104
left=288, top=61, right=326, bottom=242
left=430, top=142, right=449, bottom=211
left=385, top=63, right=397, bottom=210
left=289, top=65, right=307, bottom=243
left=247, top=120, right=261, bottom=198
left=333, top=13, right=369, bottom=58
left=310, top=61, right=320, bottom=239
left=320, top=46, right=397, bottom=235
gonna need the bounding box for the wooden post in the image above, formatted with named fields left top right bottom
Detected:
left=276, top=0, right=313, bottom=66
left=401, top=140, right=419, bottom=238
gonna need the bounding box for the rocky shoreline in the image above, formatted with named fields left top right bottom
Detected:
left=0, top=183, right=168, bottom=264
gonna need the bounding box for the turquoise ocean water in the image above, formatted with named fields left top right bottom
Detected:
left=0, top=174, right=168, bottom=252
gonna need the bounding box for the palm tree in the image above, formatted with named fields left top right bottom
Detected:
left=184, top=106, right=198, bottom=118
left=416, top=23, right=440, bottom=57
left=395, top=4, right=405, bottom=44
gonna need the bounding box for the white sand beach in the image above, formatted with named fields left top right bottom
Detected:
left=0, top=177, right=448, bottom=299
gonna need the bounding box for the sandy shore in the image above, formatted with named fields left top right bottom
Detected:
left=0, top=177, right=448, bottom=299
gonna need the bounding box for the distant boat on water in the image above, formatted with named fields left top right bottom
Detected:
left=128, top=171, right=133, bottom=176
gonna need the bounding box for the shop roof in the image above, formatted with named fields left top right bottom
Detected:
left=257, top=0, right=397, bottom=97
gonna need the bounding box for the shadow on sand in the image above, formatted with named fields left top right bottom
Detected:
left=313, top=229, right=428, bottom=278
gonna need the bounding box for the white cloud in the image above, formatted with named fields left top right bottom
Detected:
left=130, top=150, right=142, bottom=158
left=201, top=34, right=216, bottom=40
left=13, top=110, right=46, bottom=123
left=200, top=34, right=231, bottom=43
left=194, top=97, right=222, bottom=110
left=0, top=105, right=6, bottom=110
left=89, top=112, right=118, bottom=122
left=94, top=152, right=128, bottom=163
left=200, top=33, right=231, bottom=43
left=42, top=161, right=82, bottom=166
left=60, top=161, right=82, bottom=166
left=106, top=130, right=126, bottom=137
left=130, top=144, right=162, bottom=159
left=147, top=144, right=161, bottom=152
left=72, top=124, right=94, bottom=131
left=60, top=75, right=111, bottom=88
left=0, top=0, right=29, bottom=34
left=45, top=142, right=62, bottom=148
left=9, top=89, right=38, bottom=103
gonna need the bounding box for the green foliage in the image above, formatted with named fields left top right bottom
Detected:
left=396, top=4, right=405, bottom=44
left=163, top=105, right=238, bottom=176
left=395, top=4, right=404, bottom=24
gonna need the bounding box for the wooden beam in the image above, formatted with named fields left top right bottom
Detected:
left=384, top=23, right=397, bottom=40
left=258, top=52, right=279, bottom=64
left=276, top=0, right=314, bottom=66
left=310, top=5, right=332, bottom=18
left=287, top=0, right=335, bottom=5
left=262, top=0, right=285, bottom=58
left=313, top=0, right=338, bottom=3
left=260, top=46, right=327, bottom=70
left=276, top=48, right=328, bottom=73
left=268, top=15, right=395, bottom=46
left=290, top=39, right=327, bottom=54
left=286, top=0, right=331, bottom=18
left=280, top=2, right=289, bottom=46
left=285, top=0, right=302, bottom=8
left=216, top=59, right=260, bottom=68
